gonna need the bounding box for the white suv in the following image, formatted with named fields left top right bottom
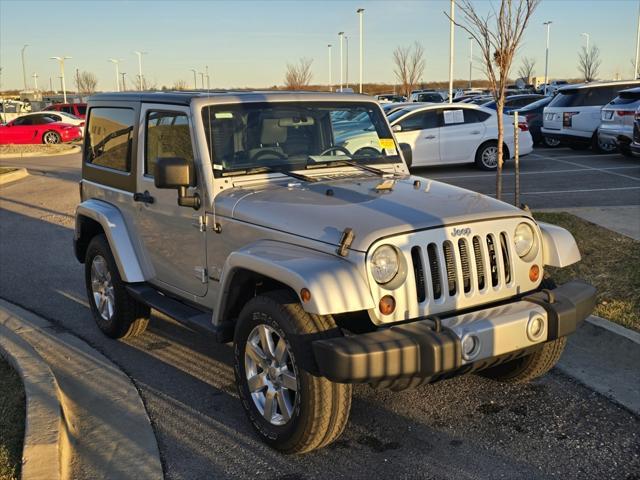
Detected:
left=541, top=81, right=640, bottom=152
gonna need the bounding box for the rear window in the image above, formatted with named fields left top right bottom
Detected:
left=85, top=107, right=135, bottom=172
left=77, top=105, right=87, bottom=115
left=518, top=96, right=552, bottom=112
left=610, top=90, right=640, bottom=105
left=550, top=84, right=639, bottom=108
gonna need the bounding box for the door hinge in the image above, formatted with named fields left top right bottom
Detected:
left=194, top=266, right=208, bottom=283
left=193, top=215, right=207, bottom=232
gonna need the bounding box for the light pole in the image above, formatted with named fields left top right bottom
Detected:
left=50, top=56, right=71, bottom=103
left=338, top=32, right=344, bottom=92
left=357, top=8, right=364, bottom=93
left=199, top=72, right=205, bottom=89
left=32, top=73, right=39, bottom=91
left=108, top=58, right=121, bottom=92
left=120, top=72, right=127, bottom=91
left=580, top=32, right=590, bottom=51
left=345, top=35, right=349, bottom=88
left=190, top=68, right=197, bottom=89
left=635, top=1, right=640, bottom=79
left=21, top=44, right=29, bottom=91
left=448, top=0, right=455, bottom=103
left=205, top=65, right=210, bottom=90
left=134, top=51, right=147, bottom=90
left=327, top=44, right=333, bottom=92
left=468, top=37, right=473, bottom=89
left=543, top=21, right=552, bottom=96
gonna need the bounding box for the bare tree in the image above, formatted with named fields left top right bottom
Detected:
left=75, top=71, right=98, bottom=94
left=392, top=42, right=425, bottom=98
left=172, top=79, right=188, bottom=91
left=140, top=76, right=158, bottom=91
left=446, top=0, right=541, bottom=201
left=284, top=58, right=313, bottom=90
left=578, top=44, right=601, bottom=82
left=517, top=56, right=536, bottom=82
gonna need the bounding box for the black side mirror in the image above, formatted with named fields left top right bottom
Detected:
left=154, top=157, right=200, bottom=209
left=399, top=143, right=412, bottom=169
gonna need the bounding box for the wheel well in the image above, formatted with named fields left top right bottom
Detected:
left=74, top=216, right=105, bottom=263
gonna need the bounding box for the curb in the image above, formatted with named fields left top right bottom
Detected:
left=0, top=323, right=62, bottom=480
left=0, top=146, right=81, bottom=159
left=0, top=299, right=164, bottom=480
left=557, top=315, right=640, bottom=416
left=0, top=168, right=29, bottom=185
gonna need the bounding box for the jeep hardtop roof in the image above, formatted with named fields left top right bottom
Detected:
left=88, top=90, right=372, bottom=106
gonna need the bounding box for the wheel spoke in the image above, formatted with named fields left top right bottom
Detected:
left=280, top=371, right=297, bottom=391
left=258, top=325, right=275, bottom=359
left=276, top=388, right=291, bottom=422
left=263, top=388, right=276, bottom=422
left=274, top=337, right=288, bottom=364
left=247, top=372, right=267, bottom=392
left=245, top=341, right=268, bottom=368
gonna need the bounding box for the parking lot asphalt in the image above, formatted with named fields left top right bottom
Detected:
left=1, top=149, right=639, bottom=480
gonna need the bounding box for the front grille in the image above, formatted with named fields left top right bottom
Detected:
left=411, top=232, right=513, bottom=305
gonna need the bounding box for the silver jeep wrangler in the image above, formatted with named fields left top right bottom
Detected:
left=74, top=91, right=596, bottom=453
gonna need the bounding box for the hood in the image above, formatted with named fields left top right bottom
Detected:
left=215, top=175, right=525, bottom=252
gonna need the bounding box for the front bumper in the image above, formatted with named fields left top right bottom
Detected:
left=312, top=280, right=596, bottom=384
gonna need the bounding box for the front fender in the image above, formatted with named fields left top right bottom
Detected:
left=216, top=240, right=375, bottom=318
left=538, top=222, right=581, bottom=268
left=75, top=199, right=146, bottom=283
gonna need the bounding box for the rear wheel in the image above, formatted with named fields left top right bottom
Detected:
left=592, top=131, right=617, bottom=153
left=542, top=136, right=561, bottom=148
left=619, top=145, right=633, bottom=157
left=42, top=131, right=61, bottom=144
left=234, top=291, right=352, bottom=453
left=84, top=234, right=150, bottom=339
left=475, top=141, right=499, bottom=170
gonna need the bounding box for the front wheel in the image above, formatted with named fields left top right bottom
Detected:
left=542, top=135, right=561, bottom=148
left=42, top=130, right=61, bottom=144
left=234, top=291, right=352, bottom=453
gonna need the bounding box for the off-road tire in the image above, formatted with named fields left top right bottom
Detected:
left=234, top=291, right=352, bottom=453
left=84, top=234, right=150, bottom=339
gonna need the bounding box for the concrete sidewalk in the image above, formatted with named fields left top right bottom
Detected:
left=0, top=299, right=163, bottom=480
left=541, top=205, right=640, bottom=241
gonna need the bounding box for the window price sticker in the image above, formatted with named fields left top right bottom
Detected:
left=379, top=138, right=397, bottom=154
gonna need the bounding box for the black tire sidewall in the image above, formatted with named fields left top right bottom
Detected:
left=234, top=296, right=311, bottom=450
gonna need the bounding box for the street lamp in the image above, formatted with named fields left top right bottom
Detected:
left=134, top=51, right=147, bottom=91
left=338, top=32, right=344, bottom=92
left=199, top=71, right=205, bottom=89
left=190, top=68, right=197, bottom=89
left=120, top=72, right=127, bottom=91
left=32, top=73, right=39, bottom=91
left=357, top=8, right=364, bottom=93
left=468, top=37, right=473, bottom=89
left=345, top=35, right=349, bottom=88
left=448, top=0, right=455, bottom=103
left=108, top=58, right=121, bottom=92
left=543, top=21, right=552, bottom=96
left=635, top=1, right=640, bottom=79
left=327, top=44, right=333, bottom=92
left=580, top=32, right=590, bottom=51
left=205, top=65, right=210, bottom=90
left=50, top=56, right=71, bottom=103
left=21, top=44, right=29, bottom=91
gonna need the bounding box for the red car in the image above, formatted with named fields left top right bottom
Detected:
left=0, top=114, right=83, bottom=144
left=43, top=103, right=87, bottom=119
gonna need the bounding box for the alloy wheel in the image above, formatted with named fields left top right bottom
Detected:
left=90, top=255, right=115, bottom=321
left=481, top=145, right=499, bottom=168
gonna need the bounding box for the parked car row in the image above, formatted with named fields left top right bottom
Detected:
left=0, top=103, right=86, bottom=145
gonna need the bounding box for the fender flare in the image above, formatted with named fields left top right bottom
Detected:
left=75, top=199, right=146, bottom=283
left=538, top=222, right=581, bottom=268
left=214, top=240, right=375, bottom=321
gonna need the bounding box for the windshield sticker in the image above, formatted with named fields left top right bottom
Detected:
left=379, top=138, right=396, bottom=154
left=443, top=109, right=464, bottom=124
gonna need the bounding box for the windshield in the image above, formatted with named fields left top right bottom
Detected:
left=202, top=102, right=400, bottom=176
left=518, top=96, right=552, bottom=112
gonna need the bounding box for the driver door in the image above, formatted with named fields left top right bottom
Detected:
left=134, top=105, right=208, bottom=297
left=393, top=110, right=440, bottom=166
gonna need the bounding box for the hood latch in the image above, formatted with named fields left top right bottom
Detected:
left=336, top=228, right=355, bottom=257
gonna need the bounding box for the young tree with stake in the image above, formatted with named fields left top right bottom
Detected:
left=447, top=0, right=540, bottom=200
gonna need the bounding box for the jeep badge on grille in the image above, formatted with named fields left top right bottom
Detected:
left=451, top=227, right=471, bottom=237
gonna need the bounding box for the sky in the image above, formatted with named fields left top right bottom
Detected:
left=1, top=0, right=638, bottom=92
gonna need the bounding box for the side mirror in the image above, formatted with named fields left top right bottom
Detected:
left=154, top=157, right=200, bottom=209
left=399, top=143, right=412, bottom=168
left=392, top=124, right=402, bottom=133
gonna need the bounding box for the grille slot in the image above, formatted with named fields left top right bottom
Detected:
left=499, top=232, right=512, bottom=284
left=472, top=236, right=485, bottom=290
left=427, top=243, right=442, bottom=300
left=443, top=241, right=457, bottom=296
left=411, top=246, right=426, bottom=303
left=458, top=239, right=472, bottom=293
left=486, top=235, right=499, bottom=287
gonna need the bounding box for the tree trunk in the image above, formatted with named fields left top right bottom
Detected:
left=495, top=97, right=504, bottom=201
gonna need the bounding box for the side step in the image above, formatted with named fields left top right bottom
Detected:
left=125, top=284, right=233, bottom=342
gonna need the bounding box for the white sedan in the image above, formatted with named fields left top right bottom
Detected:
left=342, top=103, right=533, bottom=170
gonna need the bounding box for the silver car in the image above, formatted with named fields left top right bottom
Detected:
left=598, top=87, right=640, bottom=156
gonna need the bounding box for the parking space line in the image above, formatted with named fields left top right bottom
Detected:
left=531, top=152, right=621, bottom=159
left=530, top=154, right=640, bottom=182
left=517, top=186, right=640, bottom=195
left=427, top=166, right=640, bottom=181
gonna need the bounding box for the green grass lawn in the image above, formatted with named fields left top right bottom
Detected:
left=534, top=212, right=640, bottom=332
left=0, top=357, right=24, bottom=480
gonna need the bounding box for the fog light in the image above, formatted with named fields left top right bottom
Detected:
left=379, top=295, right=396, bottom=315
left=527, top=313, right=546, bottom=341
left=529, top=264, right=540, bottom=282
left=461, top=333, right=480, bottom=361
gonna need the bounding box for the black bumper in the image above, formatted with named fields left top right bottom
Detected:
left=312, top=280, right=596, bottom=384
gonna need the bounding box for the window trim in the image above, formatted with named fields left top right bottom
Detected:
left=84, top=106, right=135, bottom=174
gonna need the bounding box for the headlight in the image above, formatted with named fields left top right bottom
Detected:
left=370, top=245, right=399, bottom=284
left=514, top=223, right=535, bottom=258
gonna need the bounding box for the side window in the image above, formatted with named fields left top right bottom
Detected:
left=85, top=107, right=135, bottom=172
left=461, top=109, right=490, bottom=124
left=61, top=105, right=74, bottom=114
left=145, top=111, right=194, bottom=180
left=399, top=111, right=439, bottom=131
left=13, top=116, right=32, bottom=126
left=77, top=105, right=87, bottom=116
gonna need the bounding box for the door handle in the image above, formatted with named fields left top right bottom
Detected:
left=424, top=135, right=436, bottom=139
left=133, top=190, right=155, bottom=204
left=471, top=130, right=481, bottom=134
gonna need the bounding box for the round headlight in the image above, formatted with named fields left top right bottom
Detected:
left=514, top=222, right=535, bottom=258
left=370, top=245, right=399, bottom=284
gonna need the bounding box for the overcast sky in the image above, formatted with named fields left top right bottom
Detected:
left=1, top=0, right=638, bottom=91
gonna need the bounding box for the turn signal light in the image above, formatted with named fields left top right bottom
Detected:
left=529, top=265, right=540, bottom=282
left=300, top=288, right=311, bottom=303
left=379, top=295, right=396, bottom=315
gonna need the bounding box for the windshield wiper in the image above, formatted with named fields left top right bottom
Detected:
left=245, top=166, right=317, bottom=182
left=308, top=158, right=389, bottom=177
